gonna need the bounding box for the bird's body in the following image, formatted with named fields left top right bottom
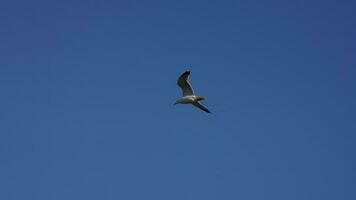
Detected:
left=174, top=71, right=211, bottom=113
left=175, top=95, right=204, bottom=104
left=175, top=95, right=196, bottom=104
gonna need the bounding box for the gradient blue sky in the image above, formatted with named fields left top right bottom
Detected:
left=1, top=0, right=355, bottom=199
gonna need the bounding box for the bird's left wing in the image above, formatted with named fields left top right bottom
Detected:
left=192, top=101, right=211, bottom=113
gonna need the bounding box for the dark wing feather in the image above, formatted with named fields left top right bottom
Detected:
left=177, top=71, right=194, bottom=96
left=192, top=101, right=211, bottom=113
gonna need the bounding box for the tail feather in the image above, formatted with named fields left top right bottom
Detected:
left=196, top=96, right=206, bottom=101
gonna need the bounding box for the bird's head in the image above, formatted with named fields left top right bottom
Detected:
left=174, top=99, right=182, bottom=105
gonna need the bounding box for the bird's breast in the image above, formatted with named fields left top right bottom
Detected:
left=180, top=96, right=196, bottom=103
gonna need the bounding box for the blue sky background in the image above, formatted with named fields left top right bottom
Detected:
left=1, top=0, right=355, bottom=199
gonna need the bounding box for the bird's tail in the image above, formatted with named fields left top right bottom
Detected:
left=196, top=96, right=207, bottom=101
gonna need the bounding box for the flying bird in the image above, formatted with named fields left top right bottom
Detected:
left=174, top=71, right=211, bottom=113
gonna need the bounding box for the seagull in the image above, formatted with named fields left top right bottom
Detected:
left=174, top=70, right=211, bottom=113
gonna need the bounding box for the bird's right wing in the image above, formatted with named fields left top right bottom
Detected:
left=177, top=71, right=194, bottom=96
left=192, top=101, right=211, bottom=113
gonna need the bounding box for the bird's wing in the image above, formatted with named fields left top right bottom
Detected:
left=177, top=71, right=194, bottom=96
left=192, top=101, right=211, bottom=113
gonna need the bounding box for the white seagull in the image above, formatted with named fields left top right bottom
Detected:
left=174, top=71, right=211, bottom=113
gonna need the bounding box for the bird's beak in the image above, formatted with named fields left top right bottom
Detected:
left=173, top=102, right=178, bottom=105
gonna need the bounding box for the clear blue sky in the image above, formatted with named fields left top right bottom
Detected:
left=1, top=0, right=355, bottom=199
